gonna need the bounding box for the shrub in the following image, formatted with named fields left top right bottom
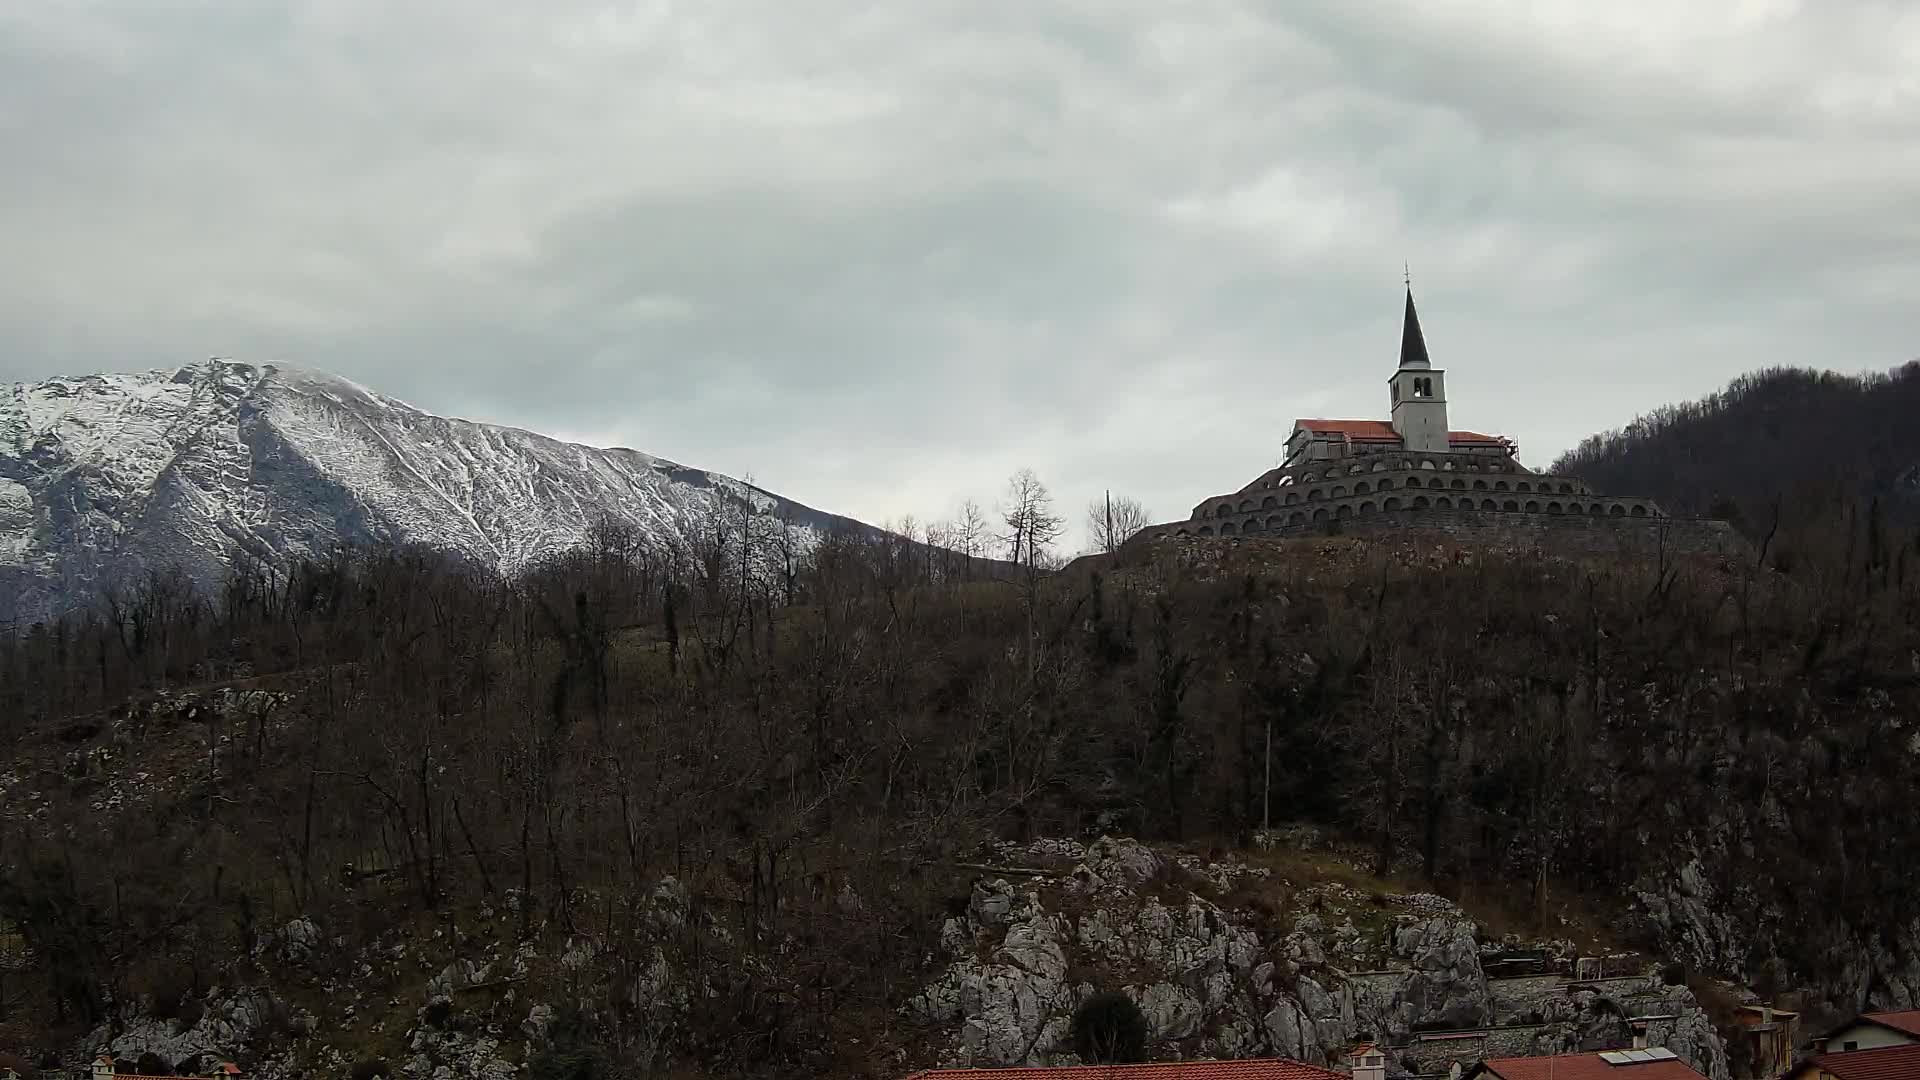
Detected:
left=527, top=1047, right=604, bottom=1080
left=148, top=968, right=190, bottom=1021
left=1072, top=991, right=1149, bottom=1065
left=528, top=1005, right=605, bottom=1080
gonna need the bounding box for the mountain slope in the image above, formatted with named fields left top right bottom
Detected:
left=1, top=360, right=869, bottom=623
left=1551, top=361, right=1920, bottom=527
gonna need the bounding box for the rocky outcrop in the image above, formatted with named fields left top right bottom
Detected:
left=84, top=989, right=305, bottom=1073
left=911, top=837, right=1733, bottom=1080
left=1395, top=917, right=1491, bottom=1030
left=1634, top=844, right=1920, bottom=1021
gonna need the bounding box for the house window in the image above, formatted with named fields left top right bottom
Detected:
left=1843, top=1041, right=1858, bottom=1052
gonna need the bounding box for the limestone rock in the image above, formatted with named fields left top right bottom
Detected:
left=522, top=1004, right=555, bottom=1044
left=1395, top=917, right=1492, bottom=1029
left=1133, top=982, right=1204, bottom=1041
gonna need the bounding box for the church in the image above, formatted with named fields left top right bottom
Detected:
left=1133, top=287, right=1693, bottom=546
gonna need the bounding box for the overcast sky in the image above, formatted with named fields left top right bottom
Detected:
left=4, top=1, right=1917, bottom=549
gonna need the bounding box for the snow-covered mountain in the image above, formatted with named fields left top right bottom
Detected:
left=1, top=360, right=872, bottom=623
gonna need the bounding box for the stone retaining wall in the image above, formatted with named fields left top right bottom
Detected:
left=1139, top=509, right=1744, bottom=559
left=1313, top=509, right=1743, bottom=557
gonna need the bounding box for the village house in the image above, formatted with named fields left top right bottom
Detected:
left=1783, top=1041, right=1920, bottom=1080
left=900, top=1046, right=1372, bottom=1080
left=87, top=1056, right=244, bottom=1080
left=1810, top=1008, right=1920, bottom=1054
left=1462, top=1048, right=1710, bottom=1080
left=1728, top=1002, right=1799, bottom=1078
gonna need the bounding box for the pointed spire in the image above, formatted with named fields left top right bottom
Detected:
left=1399, top=284, right=1431, bottom=369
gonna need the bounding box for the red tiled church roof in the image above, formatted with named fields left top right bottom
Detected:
left=903, top=1060, right=1346, bottom=1080
left=1473, top=1052, right=1708, bottom=1080
left=1296, top=419, right=1401, bottom=440
left=1292, top=419, right=1508, bottom=447
left=1804, top=1042, right=1920, bottom=1079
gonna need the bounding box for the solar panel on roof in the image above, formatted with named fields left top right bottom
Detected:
left=1599, top=1048, right=1682, bottom=1066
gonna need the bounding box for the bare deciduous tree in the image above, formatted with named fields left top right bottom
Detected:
left=1086, top=493, right=1152, bottom=554
left=1000, top=469, right=1065, bottom=580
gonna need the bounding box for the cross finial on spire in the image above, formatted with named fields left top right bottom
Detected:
left=1404, top=262, right=1411, bottom=289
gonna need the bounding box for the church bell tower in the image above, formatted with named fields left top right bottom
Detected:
left=1388, top=285, right=1449, bottom=454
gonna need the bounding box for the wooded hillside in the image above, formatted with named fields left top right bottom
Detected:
left=1, top=477, right=1916, bottom=1074
left=1553, top=361, right=1920, bottom=527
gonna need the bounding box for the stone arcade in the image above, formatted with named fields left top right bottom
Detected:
left=1134, top=288, right=1737, bottom=555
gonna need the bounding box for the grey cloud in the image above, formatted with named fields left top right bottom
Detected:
left=2, top=1, right=1915, bottom=544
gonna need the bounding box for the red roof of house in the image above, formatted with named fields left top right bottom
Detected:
left=1804, top=1042, right=1920, bottom=1079
left=1475, top=1052, right=1708, bottom=1080
left=1859, top=1009, right=1920, bottom=1037
left=1292, top=419, right=1509, bottom=447
left=903, top=1060, right=1346, bottom=1080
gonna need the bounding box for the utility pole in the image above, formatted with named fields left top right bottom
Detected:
left=1105, top=490, right=1113, bottom=555
left=1263, top=716, right=1272, bottom=834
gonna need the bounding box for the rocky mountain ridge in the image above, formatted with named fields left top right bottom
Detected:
left=1, top=360, right=869, bottom=623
